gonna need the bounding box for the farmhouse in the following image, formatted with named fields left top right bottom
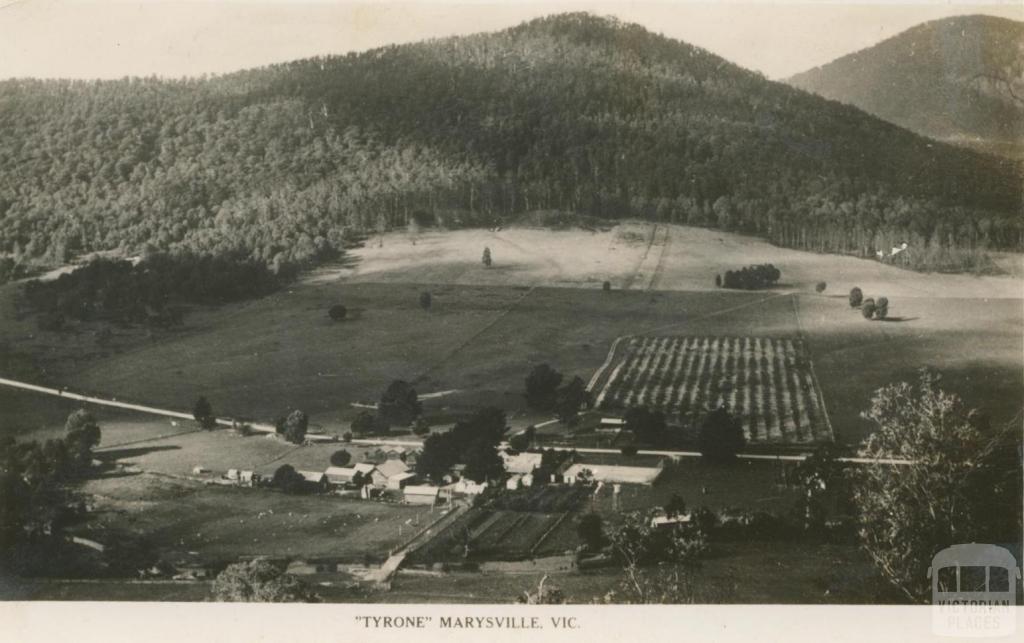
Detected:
left=501, top=451, right=543, bottom=474
left=404, top=485, right=441, bottom=505
left=374, top=459, right=411, bottom=488
left=562, top=463, right=663, bottom=485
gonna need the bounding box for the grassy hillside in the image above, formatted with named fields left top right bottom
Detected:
left=788, top=15, right=1024, bottom=158
left=0, top=13, right=1020, bottom=275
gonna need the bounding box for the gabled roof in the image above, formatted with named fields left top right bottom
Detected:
left=297, top=470, right=327, bottom=483
left=324, top=466, right=357, bottom=480
left=377, top=459, right=410, bottom=478
left=353, top=463, right=377, bottom=474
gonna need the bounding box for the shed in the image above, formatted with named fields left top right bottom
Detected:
left=325, top=466, right=358, bottom=486
left=238, top=470, right=259, bottom=486
left=404, top=485, right=440, bottom=505
left=225, top=469, right=240, bottom=481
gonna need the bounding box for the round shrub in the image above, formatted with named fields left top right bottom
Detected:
left=602, top=280, right=611, bottom=292
left=815, top=282, right=827, bottom=293
left=861, top=299, right=876, bottom=320
left=328, top=304, right=347, bottom=321
left=874, top=297, right=889, bottom=319
left=849, top=287, right=863, bottom=308
left=620, top=444, right=638, bottom=457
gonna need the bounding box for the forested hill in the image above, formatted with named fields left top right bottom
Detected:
left=788, top=15, right=1024, bottom=159
left=0, top=13, right=1020, bottom=274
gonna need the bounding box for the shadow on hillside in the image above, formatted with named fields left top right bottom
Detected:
left=880, top=316, right=918, bottom=323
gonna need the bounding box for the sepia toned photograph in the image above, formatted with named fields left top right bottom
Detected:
left=0, top=0, right=1020, bottom=626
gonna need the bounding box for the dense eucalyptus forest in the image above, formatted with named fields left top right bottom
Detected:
left=1, top=13, right=1020, bottom=277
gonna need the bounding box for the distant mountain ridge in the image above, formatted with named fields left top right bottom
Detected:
left=0, top=13, right=1020, bottom=275
left=788, top=14, right=1024, bottom=158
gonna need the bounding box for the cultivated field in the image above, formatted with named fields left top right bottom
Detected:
left=594, top=335, right=831, bottom=443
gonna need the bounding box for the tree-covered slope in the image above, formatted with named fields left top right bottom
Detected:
left=788, top=15, right=1024, bottom=159
left=1, top=13, right=1020, bottom=272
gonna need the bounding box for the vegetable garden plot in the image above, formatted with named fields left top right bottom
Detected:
left=593, top=336, right=832, bottom=443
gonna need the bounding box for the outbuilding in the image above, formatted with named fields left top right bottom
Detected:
left=404, top=485, right=441, bottom=506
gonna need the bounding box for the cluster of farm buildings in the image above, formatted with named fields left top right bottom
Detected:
left=189, top=441, right=667, bottom=505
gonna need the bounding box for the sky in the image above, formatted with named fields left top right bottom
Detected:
left=0, top=0, right=1020, bottom=81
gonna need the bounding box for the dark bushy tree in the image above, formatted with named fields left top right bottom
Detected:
left=192, top=396, right=216, bottom=429
left=874, top=296, right=889, bottom=319
left=411, top=417, right=430, bottom=436
left=720, top=264, right=780, bottom=290
left=849, top=287, right=863, bottom=308
left=461, top=441, right=504, bottom=483
left=620, top=444, right=638, bottom=456
left=815, top=281, right=827, bottom=293
left=64, top=410, right=101, bottom=469
left=624, top=407, right=667, bottom=446
left=350, top=410, right=377, bottom=436
left=697, top=407, right=745, bottom=464
left=329, top=450, right=351, bottom=467
left=283, top=410, right=308, bottom=444
left=481, top=247, right=492, bottom=267
left=419, top=291, right=432, bottom=310
left=378, top=380, right=421, bottom=427
left=861, top=298, right=876, bottom=319
left=272, top=465, right=307, bottom=495
left=525, top=364, right=563, bottom=410
left=602, top=280, right=611, bottom=291
left=555, top=376, right=589, bottom=423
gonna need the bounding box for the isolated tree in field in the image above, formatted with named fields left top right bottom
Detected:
left=328, top=304, right=347, bottom=321
left=848, top=287, right=863, bottom=308
left=481, top=246, right=492, bottom=267
left=555, top=376, right=589, bottom=423
left=624, top=407, right=667, bottom=446
left=461, top=440, right=505, bottom=483
left=419, top=291, right=432, bottom=311
left=853, top=370, right=1021, bottom=602
left=714, top=274, right=721, bottom=288
left=272, top=465, right=307, bottom=495
left=697, top=407, right=745, bottom=464
left=525, top=363, right=563, bottom=410
left=212, top=558, right=318, bottom=603
left=329, top=449, right=351, bottom=467
left=64, top=409, right=101, bottom=468
left=603, top=280, right=612, bottom=292
left=815, top=281, right=827, bottom=293
left=283, top=410, right=308, bottom=444
left=192, top=396, right=216, bottom=429
left=861, top=298, right=876, bottom=320
left=577, top=513, right=606, bottom=551
left=874, top=296, right=888, bottom=319
left=378, top=380, right=421, bottom=427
